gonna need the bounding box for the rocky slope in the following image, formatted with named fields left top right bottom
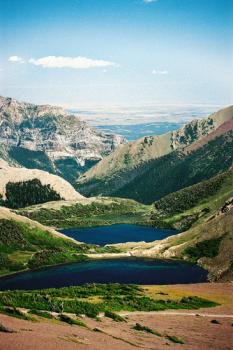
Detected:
left=77, top=106, right=233, bottom=200
left=0, top=96, right=125, bottom=182
left=0, top=159, right=83, bottom=201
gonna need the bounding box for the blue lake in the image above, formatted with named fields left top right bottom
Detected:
left=0, top=225, right=207, bottom=291
left=96, top=122, right=184, bottom=141
left=60, top=224, right=177, bottom=246
left=0, top=258, right=207, bottom=291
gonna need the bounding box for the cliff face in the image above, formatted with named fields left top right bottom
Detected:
left=170, top=105, right=233, bottom=150
left=0, top=96, right=125, bottom=182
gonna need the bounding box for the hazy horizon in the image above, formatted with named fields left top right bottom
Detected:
left=1, top=0, right=232, bottom=108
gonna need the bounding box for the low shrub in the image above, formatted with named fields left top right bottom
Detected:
left=59, top=314, right=87, bottom=327
left=166, top=335, right=185, bottom=344
left=184, top=237, right=222, bottom=262
left=0, top=284, right=218, bottom=320
left=0, top=219, right=31, bottom=251
left=93, top=327, right=103, bottom=332
left=0, top=323, right=14, bottom=333
left=104, top=310, right=126, bottom=322
left=0, top=307, right=35, bottom=321
left=133, top=323, right=161, bottom=336
left=28, top=249, right=88, bottom=269
left=211, top=319, right=221, bottom=324
left=29, top=309, right=53, bottom=319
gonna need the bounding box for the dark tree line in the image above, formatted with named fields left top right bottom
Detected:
left=1, top=179, right=61, bottom=209
left=154, top=172, right=226, bottom=215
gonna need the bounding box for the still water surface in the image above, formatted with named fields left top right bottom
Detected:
left=60, top=224, right=177, bottom=246
left=0, top=258, right=207, bottom=290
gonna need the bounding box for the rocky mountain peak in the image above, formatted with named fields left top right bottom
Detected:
left=0, top=96, right=126, bottom=182
left=0, top=96, right=66, bottom=124
left=170, top=105, right=233, bottom=150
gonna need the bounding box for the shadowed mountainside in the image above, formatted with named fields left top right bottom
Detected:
left=77, top=106, right=233, bottom=199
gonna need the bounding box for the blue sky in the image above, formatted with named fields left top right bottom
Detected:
left=0, top=0, right=232, bottom=107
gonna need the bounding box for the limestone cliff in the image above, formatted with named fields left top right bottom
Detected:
left=0, top=96, right=125, bottom=182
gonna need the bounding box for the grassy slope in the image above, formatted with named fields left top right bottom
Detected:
left=77, top=107, right=233, bottom=198
left=77, top=131, right=233, bottom=204
left=111, top=171, right=233, bottom=281
left=0, top=284, right=218, bottom=318
left=163, top=208, right=233, bottom=282
left=0, top=207, right=111, bottom=276
left=151, top=169, right=233, bottom=230
left=115, top=208, right=233, bottom=281
left=76, top=133, right=170, bottom=192
left=17, top=197, right=152, bottom=229
left=118, top=200, right=233, bottom=282
left=113, top=130, right=233, bottom=204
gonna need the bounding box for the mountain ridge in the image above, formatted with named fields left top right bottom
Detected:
left=0, top=96, right=126, bottom=182
left=77, top=105, right=233, bottom=201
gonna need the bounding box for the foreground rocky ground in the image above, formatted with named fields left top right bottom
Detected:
left=0, top=283, right=232, bottom=350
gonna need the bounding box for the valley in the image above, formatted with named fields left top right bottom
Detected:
left=1, top=1, right=232, bottom=348
left=0, top=100, right=232, bottom=281
left=0, top=98, right=232, bottom=350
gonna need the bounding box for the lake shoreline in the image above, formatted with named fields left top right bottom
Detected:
left=59, top=223, right=177, bottom=246
left=0, top=224, right=201, bottom=283
left=0, top=254, right=208, bottom=286
left=0, top=257, right=208, bottom=291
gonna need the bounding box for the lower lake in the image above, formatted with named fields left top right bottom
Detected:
left=0, top=258, right=208, bottom=291
left=60, top=224, right=177, bottom=245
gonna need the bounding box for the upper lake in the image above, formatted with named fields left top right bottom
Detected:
left=60, top=224, right=176, bottom=246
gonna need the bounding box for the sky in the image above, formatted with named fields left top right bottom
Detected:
left=0, top=0, right=233, bottom=108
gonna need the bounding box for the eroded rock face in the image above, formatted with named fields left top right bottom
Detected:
left=170, top=105, right=233, bottom=150
left=170, top=117, right=215, bottom=150
left=0, top=96, right=126, bottom=181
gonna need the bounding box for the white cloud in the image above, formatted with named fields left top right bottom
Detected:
left=152, top=69, right=168, bottom=75
left=143, top=0, right=158, bottom=3
left=8, top=56, right=25, bottom=64
left=28, top=56, right=118, bottom=69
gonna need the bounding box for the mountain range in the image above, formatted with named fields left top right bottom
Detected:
left=0, top=97, right=233, bottom=282
left=77, top=105, right=233, bottom=203
left=0, top=96, right=125, bottom=183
